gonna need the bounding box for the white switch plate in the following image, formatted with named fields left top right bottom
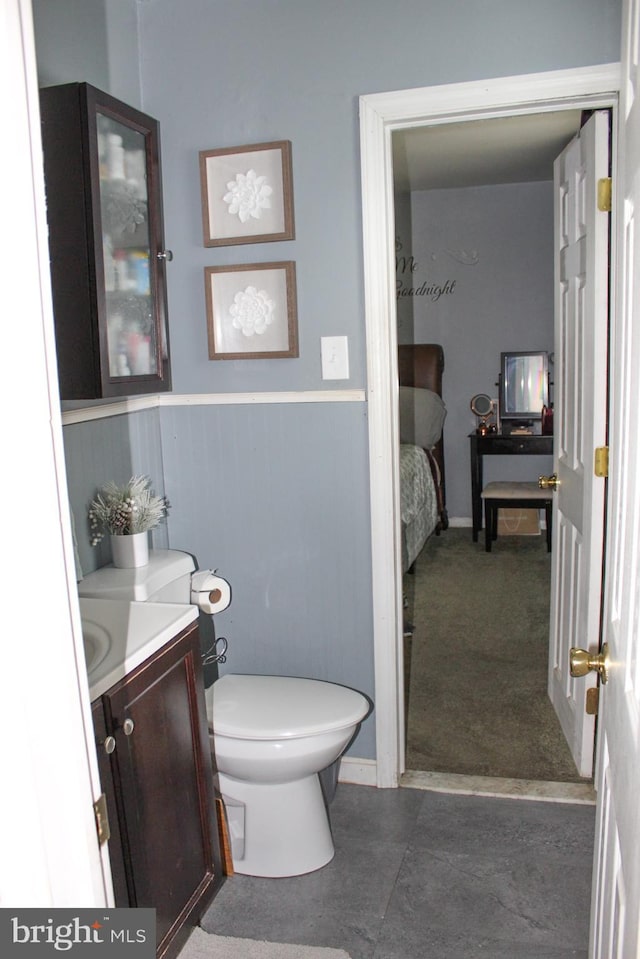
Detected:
left=321, top=336, right=349, bottom=380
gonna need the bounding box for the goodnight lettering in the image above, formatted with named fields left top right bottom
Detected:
left=396, top=279, right=457, bottom=301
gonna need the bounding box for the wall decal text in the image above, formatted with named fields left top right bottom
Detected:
left=396, top=240, right=458, bottom=301
left=396, top=278, right=456, bottom=300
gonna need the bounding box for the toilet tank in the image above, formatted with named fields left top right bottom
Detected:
left=77, top=549, right=196, bottom=603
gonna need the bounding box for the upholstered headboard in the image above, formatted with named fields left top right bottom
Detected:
left=398, top=343, right=447, bottom=525
left=397, top=343, right=444, bottom=395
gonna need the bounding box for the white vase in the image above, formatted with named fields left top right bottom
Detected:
left=110, top=531, right=149, bottom=569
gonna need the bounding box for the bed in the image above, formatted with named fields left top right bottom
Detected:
left=398, top=344, right=448, bottom=572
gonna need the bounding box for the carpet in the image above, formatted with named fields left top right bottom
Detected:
left=404, top=527, right=588, bottom=783
left=179, top=928, right=351, bottom=959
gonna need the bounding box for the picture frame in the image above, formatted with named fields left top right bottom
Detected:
left=204, top=261, right=298, bottom=360
left=199, top=140, right=295, bottom=247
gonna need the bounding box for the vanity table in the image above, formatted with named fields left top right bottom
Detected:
left=469, top=432, right=553, bottom=540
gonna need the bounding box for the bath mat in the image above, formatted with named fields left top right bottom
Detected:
left=179, top=927, right=352, bottom=959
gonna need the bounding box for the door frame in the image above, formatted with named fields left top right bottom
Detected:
left=359, top=63, right=621, bottom=789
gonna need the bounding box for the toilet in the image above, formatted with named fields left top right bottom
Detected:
left=212, top=672, right=368, bottom=876
left=78, top=548, right=370, bottom=878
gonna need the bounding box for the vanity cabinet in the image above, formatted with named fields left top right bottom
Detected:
left=91, top=620, right=222, bottom=959
left=40, top=82, right=172, bottom=399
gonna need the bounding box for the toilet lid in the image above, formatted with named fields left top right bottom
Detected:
left=212, top=674, right=369, bottom=740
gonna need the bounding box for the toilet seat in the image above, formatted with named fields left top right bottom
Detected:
left=213, top=674, right=368, bottom=740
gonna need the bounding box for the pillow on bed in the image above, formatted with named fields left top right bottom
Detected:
left=399, top=386, right=447, bottom=449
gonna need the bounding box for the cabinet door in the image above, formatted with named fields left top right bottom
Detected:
left=104, top=624, right=221, bottom=957
left=90, top=87, right=170, bottom=392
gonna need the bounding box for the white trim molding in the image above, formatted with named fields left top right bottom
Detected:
left=62, top=395, right=161, bottom=425
left=360, top=63, right=621, bottom=790
left=161, top=389, right=365, bottom=407
left=61, top=389, right=366, bottom=425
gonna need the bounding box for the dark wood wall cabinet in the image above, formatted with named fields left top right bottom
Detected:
left=92, top=621, right=223, bottom=959
left=40, top=82, right=172, bottom=399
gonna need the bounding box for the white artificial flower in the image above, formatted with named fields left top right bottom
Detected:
left=223, top=169, right=273, bottom=223
left=229, top=286, right=275, bottom=336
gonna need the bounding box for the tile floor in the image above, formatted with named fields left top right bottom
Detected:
left=201, top=783, right=595, bottom=959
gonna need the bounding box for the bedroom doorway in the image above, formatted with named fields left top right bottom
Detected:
left=395, top=110, right=608, bottom=785
left=359, top=64, right=620, bottom=791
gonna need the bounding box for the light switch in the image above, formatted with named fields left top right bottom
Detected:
left=321, top=336, right=349, bottom=380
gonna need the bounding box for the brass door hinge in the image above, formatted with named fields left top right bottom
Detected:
left=598, top=177, right=612, bottom=212
left=586, top=687, right=600, bottom=716
left=595, top=446, right=609, bottom=478
left=93, top=793, right=110, bottom=846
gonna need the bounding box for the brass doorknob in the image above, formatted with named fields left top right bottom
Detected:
left=539, top=473, right=559, bottom=490
left=570, top=644, right=609, bottom=684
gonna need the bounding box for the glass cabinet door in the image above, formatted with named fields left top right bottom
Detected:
left=96, top=112, right=158, bottom=380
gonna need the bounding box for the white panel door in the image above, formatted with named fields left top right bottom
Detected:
left=549, top=111, right=610, bottom=777
left=589, top=1, right=640, bottom=953
left=0, top=0, right=111, bottom=904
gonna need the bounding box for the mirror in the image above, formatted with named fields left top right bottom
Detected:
left=500, top=351, right=549, bottom=425
left=470, top=393, right=496, bottom=434
left=470, top=393, right=493, bottom=417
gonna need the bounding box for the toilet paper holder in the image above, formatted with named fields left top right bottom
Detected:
left=191, top=570, right=232, bottom=615
left=202, top=635, right=228, bottom=666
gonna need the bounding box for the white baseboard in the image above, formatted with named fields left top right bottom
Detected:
left=338, top=757, right=377, bottom=787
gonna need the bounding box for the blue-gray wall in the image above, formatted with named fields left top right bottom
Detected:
left=62, top=409, right=168, bottom=576
left=33, top=0, right=140, bottom=106
left=34, top=0, right=622, bottom=762
left=159, top=402, right=372, bottom=689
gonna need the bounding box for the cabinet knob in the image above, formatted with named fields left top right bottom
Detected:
left=157, top=250, right=173, bottom=262
left=123, top=718, right=135, bottom=736
left=103, top=736, right=116, bottom=755
left=539, top=473, right=560, bottom=491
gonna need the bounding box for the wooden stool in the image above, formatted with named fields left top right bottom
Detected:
left=481, top=481, right=553, bottom=553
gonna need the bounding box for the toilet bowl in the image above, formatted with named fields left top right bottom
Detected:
left=210, top=673, right=369, bottom=877
left=78, top=549, right=370, bottom=878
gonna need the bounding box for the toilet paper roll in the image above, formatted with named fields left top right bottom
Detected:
left=191, top=571, right=232, bottom=614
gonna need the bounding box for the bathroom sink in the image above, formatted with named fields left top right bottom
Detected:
left=81, top=620, right=111, bottom=674
left=79, top=597, right=198, bottom=700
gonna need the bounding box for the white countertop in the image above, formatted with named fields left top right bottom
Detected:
left=80, top=598, right=198, bottom=700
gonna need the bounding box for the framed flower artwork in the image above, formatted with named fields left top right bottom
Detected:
left=204, top=261, right=298, bottom=359
left=199, top=141, right=295, bottom=246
